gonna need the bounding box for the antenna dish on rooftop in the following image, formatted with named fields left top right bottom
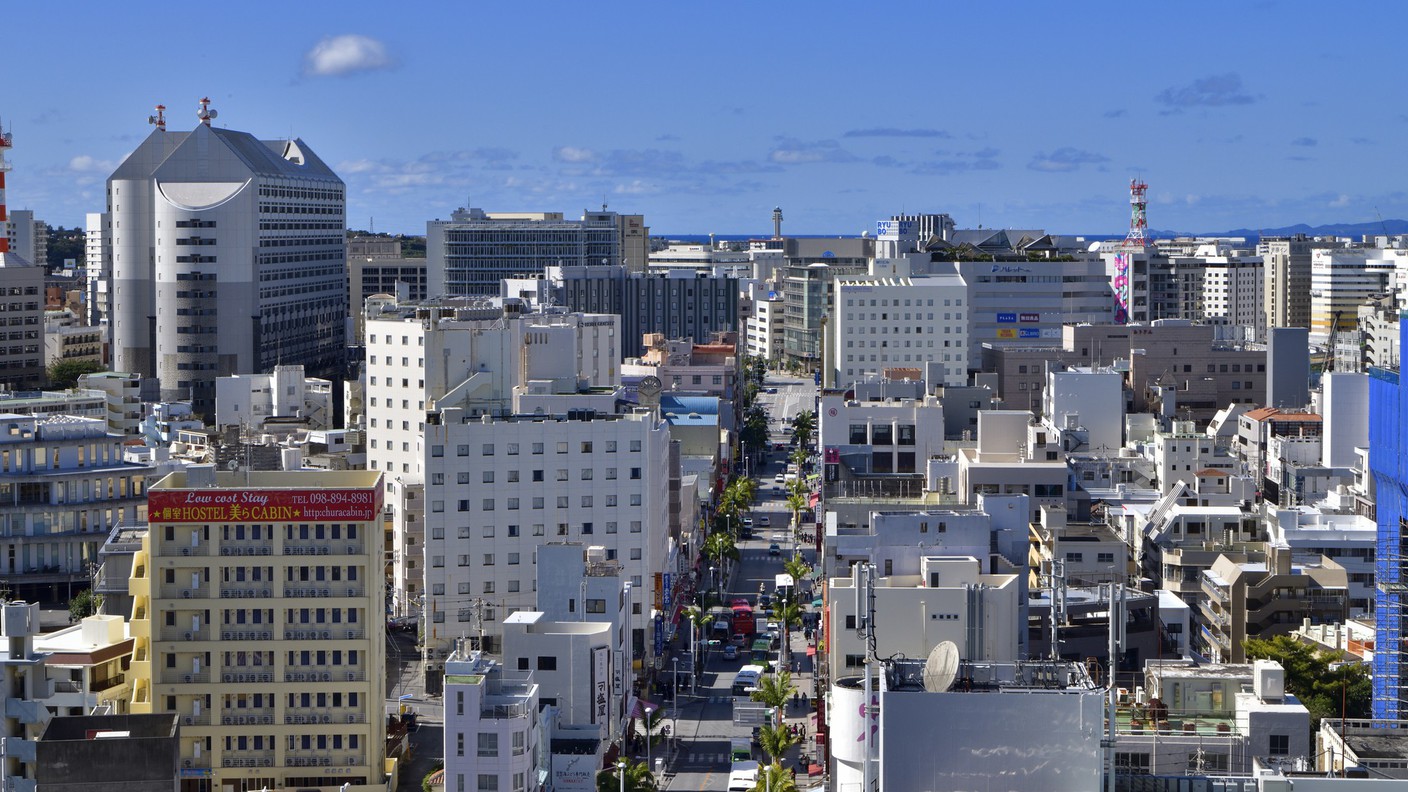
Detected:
left=922, top=640, right=960, bottom=692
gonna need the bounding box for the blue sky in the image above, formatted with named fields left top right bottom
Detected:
left=5, top=1, right=1406, bottom=236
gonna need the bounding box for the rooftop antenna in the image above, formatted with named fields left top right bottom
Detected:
left=197, top=97, right=218, bottom=127
left=922, top=640, right=960, bottom=692
left=147, top=104, right=167, bottom=132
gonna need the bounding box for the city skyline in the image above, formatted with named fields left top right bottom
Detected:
left=6, top=1, right=1408, bottom=237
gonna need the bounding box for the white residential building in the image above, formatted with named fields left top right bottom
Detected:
left=957, top=411, right=1069, bottom=521
left=0, top=414, right=154, bottom=600
left=443, top=647, right=542, bottom=792
left=1042, top=365, right=1124, bottom=453
left=502, top=612, right=624, bottom=738
left=364, top=299, right=621, bottom=619
left=84, top=212, right=112, bottom=334
left=744, top=283, right=785, bottom=362
left=422, top=405, right=671, bottom=660
left=827, top=556, right=1020, bottom=675
left=214, top=365, right=333, bottom=431
left=818, top=391, right=945, bottom=477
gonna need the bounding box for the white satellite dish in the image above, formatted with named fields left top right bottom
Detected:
left=227, top=459, right=239, bottom=471
left=922, top=640, right=960, bottom=693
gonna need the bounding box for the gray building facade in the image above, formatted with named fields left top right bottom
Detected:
left=549, top=265, right=739, bottom=357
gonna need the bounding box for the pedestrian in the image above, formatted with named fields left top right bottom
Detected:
left=802, top=691, right=808, bottom=708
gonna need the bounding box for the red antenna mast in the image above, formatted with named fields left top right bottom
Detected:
left=0, top=121, right=12, bottom=254
left=148, top=104, right=167, bottom=131
left=1123, top=179, right=1149, bottom=250
left=197, top=97, right=218, bottom=127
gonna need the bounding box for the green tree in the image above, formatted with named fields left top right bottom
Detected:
left=774, top=599, right=804, bottom=668
left=750, top=669, right=796, bottom=716
left=783, top=554, right=812, bottom=586
left=784, top=492, right=807, bottom=531
left=596, top=759, right=658, bottom=792
left=68, top=588, right=102, bottom=623
left=48, top=359, right=105, bottom=389
left=756, top=723, right=799, bottom=765
left=421, top=760, right=445, bottom=792
left=1243, top=636, right=1371, bottom=729
left=703, top=532, right=739, bottom=587
left=751, top=762, right=799, bottom=792
left=790, top=410, right=815, bottom=449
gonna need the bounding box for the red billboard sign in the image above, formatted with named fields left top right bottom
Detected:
left=148, top=488, right=383, bottom=523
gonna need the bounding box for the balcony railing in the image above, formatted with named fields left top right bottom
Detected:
left=284, top=544, right=363, bottom=557
left=221, top=753, right=275, bottom=768
left=161, top=672, right=210, bottom=685
left=283, top=628, right=363, bottom=641
left=162, top=587, right=211, bottom=600
left=159, top=627, right=209, bottom=642
left=219, top=711, right=275, bottom=726
left=217, top=671, right=275, bottom=684
left=219, top=587, right=273, bottom=600
left=282, top=669, right=365, bottom=683
left=286, top=586, right=364, bottom=599
left=217, top=629, right=273, bottom=641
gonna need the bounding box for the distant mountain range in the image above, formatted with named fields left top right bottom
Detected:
left=1143, top=219, right=1408, bottom=240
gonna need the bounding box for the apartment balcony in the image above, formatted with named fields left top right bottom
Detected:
left=283, top=627, right=364, bottom=641
left=170, top=544, right=209, bottom=557
left=286, top=585, right=364, bottom=599
left=218, top=627, right=274, bottom=641
left=286, top=752, right=363, bottom=769
left=283, top=543, right=364, bottom=557
left=160, top=586, right=211, bottom=601
left=217, top=544, right=271, bottom=559
left=285, top=710, right=366, bottom=726
left=221, top=753, right=276, bottom=769
left=218, top=586, right=273, bottom=600
left=219, top=711, right=275, bottom=727
left=179, top=712, right=212, bottom=727
left=160, top=626, right=211, bottom=642
left=161, top=671, right=210, bottom=685
left=218, top=670, right=275, bottom=685
left=281, top=669, right=365, bottom=684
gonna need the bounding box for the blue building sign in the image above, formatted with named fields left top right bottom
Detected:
left=996, top=312, right=1017, bottom=323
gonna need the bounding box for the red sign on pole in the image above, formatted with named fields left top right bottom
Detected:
left=148, top=488, right=383, bottom=523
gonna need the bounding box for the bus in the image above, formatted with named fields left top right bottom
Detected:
left=731, top=603, right=756, bottom=636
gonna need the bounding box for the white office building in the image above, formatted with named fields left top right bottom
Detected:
left=108, top=104, right=346, bottom=411
left=832, top=273, right=968, bottom=388
left=443, top=646, right=543, bottom=792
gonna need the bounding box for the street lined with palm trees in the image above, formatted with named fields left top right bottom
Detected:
left=633, top=373, right=818, bottom=791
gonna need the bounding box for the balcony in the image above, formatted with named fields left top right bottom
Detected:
left=161, top=671, right=210, bottom=685
left=179, top=712, right=212, bottom=727
left=218, top=671, right=275, bottom=685
left=219, top=711, right=275, bottom=726
left=217, top=627, right=273, bottom=642
left=160, top=627, right=211, bottom=642
left=282, top=669, right=365, bottom=683
left=218, top=587, right=272, bottom=600
left=283, top=627, right=363, bottom=641
left=221, top=753, right=276, bottom=769
left=285, top=710, right=365, bottom=726
left=217, top=544, right=271, bottom=559
left=161, top=586, right=211, bottom=601
left=283, top=543, right=363, bottom=557
left=286, top=586, right=364, bottom=599
left=170, top=544, right=209, bottom=557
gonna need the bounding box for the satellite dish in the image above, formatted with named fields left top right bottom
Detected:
left=226, top=459, right=239, bottom=471
left=639, top=376, right=662, bottom=397
left=922, top=641, right=960, bottom=693
left=1087, top=241, right=1103, bottom=253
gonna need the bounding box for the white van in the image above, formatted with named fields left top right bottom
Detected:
left=727, top=760, right=759, bottom=791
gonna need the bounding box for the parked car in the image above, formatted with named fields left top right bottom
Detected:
left=758, top=515, right=770, bottom=527
left=774, top=473, right=786, bottom=483
left=743, top=516, right=754, bottom=527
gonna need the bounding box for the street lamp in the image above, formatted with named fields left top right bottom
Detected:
left=617, top=759, right=627, bottom=792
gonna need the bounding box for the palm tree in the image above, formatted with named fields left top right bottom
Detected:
left=774, top=599, right=804, bottom=669
left=784, top=491, right=806, bottom=532
left=751, top=761, right=799, bottom=792
left=703, top=531, right=739, bottom=596
left=750, top=669, right=795, bottom=718
left=790, top=410, right=815, bottom=449
left=783, top=554, right=811, bottom=586
left=596, top=759, right=658, bottom=792
left=755, top=723, right=800, bottom=765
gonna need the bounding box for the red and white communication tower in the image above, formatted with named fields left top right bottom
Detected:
left=0, top=121, right=12, bottom=254
left=1122, top=178, right=1149, bottom=250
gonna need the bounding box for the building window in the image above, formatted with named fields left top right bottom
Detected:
left=478, top=732, right=498, bottom=757
left=1269, top=735, right=1289, bottom=756
left=536, top=656, right=557, bottom=671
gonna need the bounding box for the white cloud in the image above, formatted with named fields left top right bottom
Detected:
left=1329, top=193, right=1351, bottom=208
left=68, top=155, right=114, bottom=173
left=554, top=146, right=597, bottom=163
left=303, top=34, right=394, bottom=77
left=614, top=180, right=659, bottom=195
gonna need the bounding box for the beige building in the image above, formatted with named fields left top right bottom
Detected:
left=1198, top=543, right=1347, bottom=663
left=129, top=468, right=392, bottom=792
left=1260, top=235, right=1331, bottom=335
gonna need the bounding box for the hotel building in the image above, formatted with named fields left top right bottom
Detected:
left=129, top=468, right=389, bottom=792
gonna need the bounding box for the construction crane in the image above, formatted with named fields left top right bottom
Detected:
left=1315, top=310, right=1343, bottom=376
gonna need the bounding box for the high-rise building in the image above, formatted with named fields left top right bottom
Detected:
left=0, top=252, right=44, bottom=390
left=109, top=101, right=347, bottom=412
left=5, top=210, right=46, bottom=269
left=426, top=207, right=648, bottom=297
left=1261, top=234, right=1330, bottom=335
left=1309, top=248, right=1400, bottom=345
left=129, top=468, right=388, bottom=791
